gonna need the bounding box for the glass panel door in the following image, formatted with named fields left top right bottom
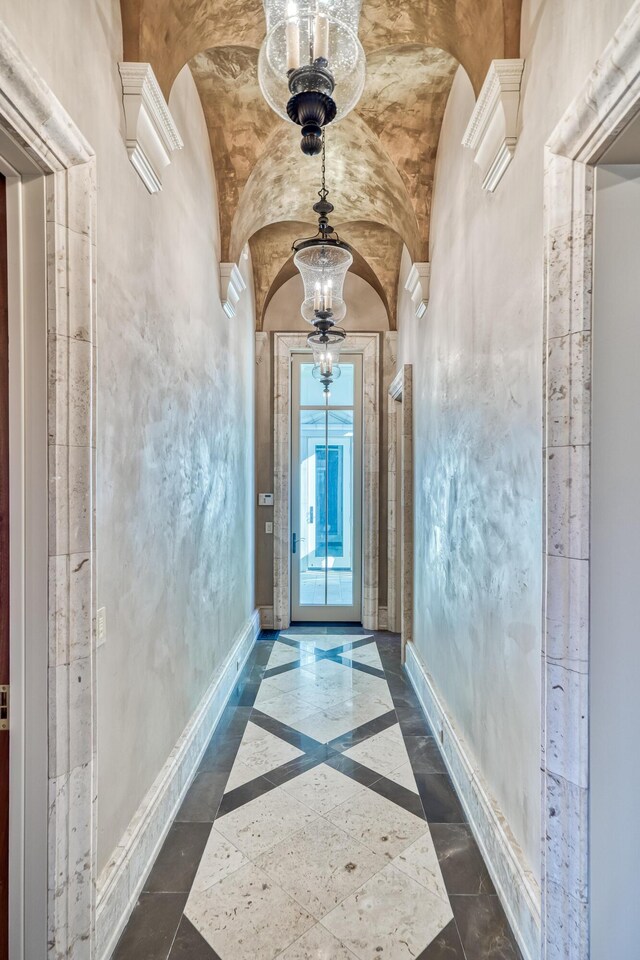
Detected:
left=291, top=354, right=362, bottom=621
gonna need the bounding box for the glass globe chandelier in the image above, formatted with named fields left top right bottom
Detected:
left=292, top=134, right=353, bottom=331
left=258, top=0, right=366, bottom=155
left=308, top=326, right=345, bottom=396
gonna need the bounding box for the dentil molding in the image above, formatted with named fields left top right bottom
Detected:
left=462, top=59, right=525, bottom=192
left=118, top=62, right=183, bottom=193
left=219, top=263, right=247, bottom=318
left=404, top=262, right=430, bottom=319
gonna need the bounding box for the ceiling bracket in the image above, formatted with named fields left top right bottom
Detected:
left=118, top=62, right=183, bottom=194
left=462, top=59, right=525, bottom=192
left=220, top=263, right=247, bottom=319
left=405, top=262, right=430, bottom=319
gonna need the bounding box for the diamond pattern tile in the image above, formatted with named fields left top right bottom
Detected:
left=115, top=631, right=521, bottom=960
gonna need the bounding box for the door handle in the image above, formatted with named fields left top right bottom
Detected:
left=292, top=533, right=306, bottom=554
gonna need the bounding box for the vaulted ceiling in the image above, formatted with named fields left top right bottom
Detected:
left=120, top=0, right=521, bottom=328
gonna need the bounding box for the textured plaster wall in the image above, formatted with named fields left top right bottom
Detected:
left=0, top=0, right=256, bottom=870
left=397, top=0, right=634, bottom=882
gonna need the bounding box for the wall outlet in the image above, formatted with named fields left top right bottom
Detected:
left=265, top=521, right=273, bottom=534
left=97, top=607, right=107, bottom=648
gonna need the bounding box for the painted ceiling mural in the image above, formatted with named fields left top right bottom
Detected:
left=120, top=0, right=521, bottom=328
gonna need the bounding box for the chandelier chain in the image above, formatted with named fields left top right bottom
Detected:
left=320, top=128, right=326, bottom=199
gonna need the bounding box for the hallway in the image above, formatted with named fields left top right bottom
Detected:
left=113, top=628, right=521, bottom=960
left=4, top=1, right=640, bottom=955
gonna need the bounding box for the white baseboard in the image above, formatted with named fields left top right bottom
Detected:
left=259, top=605, right=274, bottom=629
left=404, top=641, right=541, bottom=960
left=95, top=609, right=260, bottom=960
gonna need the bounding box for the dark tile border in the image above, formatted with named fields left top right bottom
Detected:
left=112, top=892, right=187, bottom=960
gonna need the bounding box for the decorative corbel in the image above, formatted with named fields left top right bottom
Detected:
left=118, top=63, right=183, bottom=193
left=462, top=59, right=525, bottom=192
left=220, top=263, right=247, bottom=318
left=404, top=262, right=430, bottom=319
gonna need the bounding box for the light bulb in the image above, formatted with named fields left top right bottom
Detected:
left=286, top=2, right=300, bottom=70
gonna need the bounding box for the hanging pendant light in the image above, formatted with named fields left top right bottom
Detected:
left=293, top=133, right=353, bottom=329
left=308, top=325, right=345, bottom=396
left=258, top=0, right=366, bottom=155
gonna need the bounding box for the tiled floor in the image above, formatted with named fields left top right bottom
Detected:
left=112, top=628, right=523, bottom=960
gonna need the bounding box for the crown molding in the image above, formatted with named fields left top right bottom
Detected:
left=220, top=263, right=247, bottom=318
left=118, top=62, right=183, bottom=194
left=462, top=59, right=525, bottom=192
left=404, top=262, right=430, bottom=319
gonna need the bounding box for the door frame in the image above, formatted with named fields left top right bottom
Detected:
left=542, top=4, right=640, bottom=956
left=0, top=22, right=97, bottom=958
left=387, top=364, right=412, bottom=654
left=273, top=333, right=379, bottom=630
left=290, top=352, right=363, bottom=622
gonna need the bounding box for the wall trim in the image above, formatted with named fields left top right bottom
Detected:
left=387, top=364, right=412, bottom=647
left=0, top=19, right=98, bottom=958
left=118, top=62, right=183, bottom=194
left=259, top=605, right=274, bottom=629
left=405, top=641, right=541, bottom=960
left=541, top=4, right=640, bottom=956
left=462, top=59, right=525, bottom=191
left=272, top=333, right=379, bottom=631
left=95, top=609, right=260, bottom=960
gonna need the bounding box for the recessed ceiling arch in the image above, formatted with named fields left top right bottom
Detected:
left=249, top=219, right=403, bottom=330
left=229, top=113, right=421, bottom=264
left=120, top=0, right=264, bottom=97
left=120, top=0, right=523, bottom=325
left=358, top=0, right=522, bottom=95
left=120, top=0, right=522, bottom=100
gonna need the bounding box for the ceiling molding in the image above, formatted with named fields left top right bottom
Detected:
left=220, top=262, right=247, bottom=318
left=462, top=58, right=525, bottom=192
left=118, top=62, right=183, bottom=193
left=404, top=262, right=430, bottom=319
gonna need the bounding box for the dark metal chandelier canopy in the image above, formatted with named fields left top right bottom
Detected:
left=287, top=59, right=337, bottom=156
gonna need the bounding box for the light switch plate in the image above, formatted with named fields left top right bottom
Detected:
left=265, top=521, right=273, bottom=534
left=97, top=607, right=107, bottom=647
left=258, top=493, right=274, bottom=506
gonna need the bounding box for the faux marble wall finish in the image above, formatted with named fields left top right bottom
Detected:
left=95, top=67, right=256, bottom=867
left=0, top=0, right=257, bottom=880
left=396, top=2, right=636, bottom=948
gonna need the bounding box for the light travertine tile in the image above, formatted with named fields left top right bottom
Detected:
left=278, top=923, right=358, bottom=959
left=321, top=862, right=453, bottom=959
left=186, top=861, right=314, bottom=960
left=281, top=763, right=366, bottom=815
left=215, top=786, right=318, bottom=859
left=326, top=789, right=428, bottom=860
left=255, top=817, right=386, bottom=919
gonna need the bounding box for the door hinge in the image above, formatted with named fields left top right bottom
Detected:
left=0, top=685, right=9, bottom=731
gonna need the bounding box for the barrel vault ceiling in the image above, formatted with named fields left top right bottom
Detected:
left=120, top=0, right=521, bottom=328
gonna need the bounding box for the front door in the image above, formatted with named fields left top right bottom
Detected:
left=291, top=353, right=362, bottom=622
